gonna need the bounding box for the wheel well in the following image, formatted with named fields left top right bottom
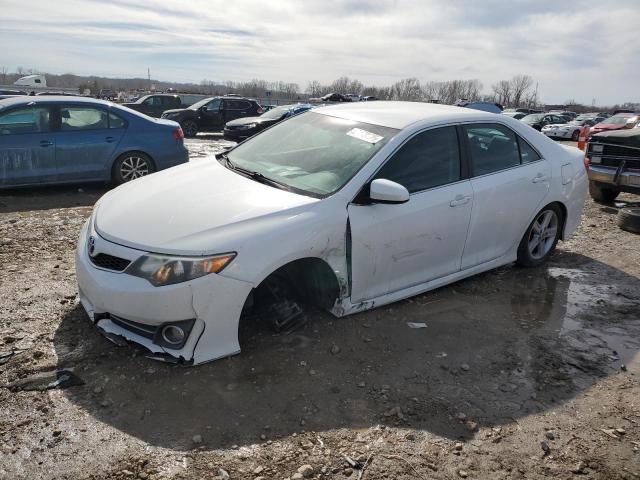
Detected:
left=254, top=258, right=341, bottom=311
left=111, top=150, right=156, bottom=178
left=545, top=201, right=567, bottom=239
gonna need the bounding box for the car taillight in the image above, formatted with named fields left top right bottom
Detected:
left=173, top=128, right=184, bottom=140
left=256, top=107, right=263, bottom=114
left=583, top=155, right=590, bottom=170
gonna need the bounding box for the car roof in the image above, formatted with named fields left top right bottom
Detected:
left=313, top=101, right=487, bottom=129
left=0, top=95, right=115, bottom=110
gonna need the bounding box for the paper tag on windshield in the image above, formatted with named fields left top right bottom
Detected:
left=347, top=128, right=384, bottom=144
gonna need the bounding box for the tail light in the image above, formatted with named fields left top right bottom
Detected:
left=256, top=107, right=263, bottom=115
left=583, top=156, right=590, bottom=170
left=173, top=128, right=184, bottom=140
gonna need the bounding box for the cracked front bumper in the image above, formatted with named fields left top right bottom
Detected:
left=75, top=220, right=254, bottom=365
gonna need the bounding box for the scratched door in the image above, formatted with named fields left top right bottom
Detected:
left=0, top=105, right=56, bottom=187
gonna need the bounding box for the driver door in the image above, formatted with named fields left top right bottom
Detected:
left=199, top=98, right=222, bottom=130
left=347, top=126, right=473, bottom=302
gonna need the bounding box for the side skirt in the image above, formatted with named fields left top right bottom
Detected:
left=333, top=252, right=517, bottom=317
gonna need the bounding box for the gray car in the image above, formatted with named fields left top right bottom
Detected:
left=0, top=96, right=189, bottom=188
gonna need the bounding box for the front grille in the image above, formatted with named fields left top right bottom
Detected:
left=601, top=144, right=640, bottom=158
left=110, top=315, right=157, bottom=340
left=89, top=253, right=131, bottom=272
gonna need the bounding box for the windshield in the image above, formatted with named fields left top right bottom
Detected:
left=522, top=114, right=543, bottom=123
left=188, top=98, right=214, bottom=110
left=261, top=105, right=290, bottom=120
left=226, top=112, right=398, bottom=197
left=603, top=115, right=631, bottom=125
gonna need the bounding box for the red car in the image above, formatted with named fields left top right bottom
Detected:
left=589, top=113, right=639, bottom=135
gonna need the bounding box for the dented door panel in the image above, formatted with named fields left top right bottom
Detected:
left=348, top=180, right=474, bottom=302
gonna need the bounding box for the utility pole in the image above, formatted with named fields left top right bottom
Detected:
left=147, top=68, right=151, bottom=92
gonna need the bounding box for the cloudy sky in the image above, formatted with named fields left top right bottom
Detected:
left=2, top=0, right=639, bottom=105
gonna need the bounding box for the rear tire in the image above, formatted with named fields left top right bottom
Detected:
left=516, top=204, right=563, bottom=267
left=589, top=181, right=619, bottom=203
left=617, top=208, right=640, bottom=234
left=111, top=152, right=154, bottom=185
left=181, top=120, right=198, bottom=137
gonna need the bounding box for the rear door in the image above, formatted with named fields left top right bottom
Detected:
left=0, top=104, right=56, bottom=186
left=460, top=123, right=550, bottom=269
left=52, top=104, right=124, bottom=182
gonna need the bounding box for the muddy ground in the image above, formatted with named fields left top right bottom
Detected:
left=0, top=137, right=639, bottom=480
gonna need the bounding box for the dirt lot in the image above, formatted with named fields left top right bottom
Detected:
left=1, top=137, right=639, bottom=480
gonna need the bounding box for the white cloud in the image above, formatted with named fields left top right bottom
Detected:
left=1, top=0, right=638, bottom=104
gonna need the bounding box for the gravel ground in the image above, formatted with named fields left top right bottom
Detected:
left=0, top=137, right=639, bottom=480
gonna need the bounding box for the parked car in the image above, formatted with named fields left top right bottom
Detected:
left=161, top=96, right=263, bottom=137
left=0, top=96, right=188, bottom=188
left=223, top=103, right=314, bottom=142
left=576, top=112, right=608, bottom=121
left=541, top=118, right=602, bottom=141
left=123, top=94, right=183, bottom=118
left=521, top=113, right=567, bottom=131
left=549, top=110, right=577, bottom=120
left=586, top=128, right=640, bottom=202
left=344, top=94, right=361, bottom=102
left=309, top=93, right=351, bottom=103
left=502, top=111, right=526, bottom=120
left=361, top=96, right=378, bottom=101
left=0, top=89, right=26, bottom=96
left=503, top=108, right=542, bottom=115
left=455, top=100, right=503, bottom=113
left=589, top=113, right=640, bottom=135
left=75, top=101, right=587, bottom=365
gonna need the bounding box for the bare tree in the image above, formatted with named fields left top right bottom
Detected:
left=510, top=74, right=534, bottom=107
left=306, top=80, right=322, bottom=97
left=389, top=78, right=423, bottom=101
left=491, top=80, right=512, bottom=106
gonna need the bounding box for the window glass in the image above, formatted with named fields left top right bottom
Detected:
left=0, top=107, right=50, bottom=135
left=226, top=100, right=250, bottom=110
left=60, top=106, right=108, bottom=131
left=374, top=126, right=460, bottom=193
left=143, top=96, right=162, bottom=106
left=465, top=124, right=521, bottom=176
left=226, top=112, right=397, bottom=197
left=206, top=99, right=221, bottom=111
left=518, top=138, right=541, bottom=164
left=109, top=112, right=127, bottom=129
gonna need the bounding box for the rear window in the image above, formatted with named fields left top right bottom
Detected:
left=225, top=100, right=251, bottom=110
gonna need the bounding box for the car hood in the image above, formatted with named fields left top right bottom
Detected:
left=591, top=123, right=620, bottom=131
left=225, top=116, right=274, bottom=127
left=591, top=129, right=640, bottom=148
left=95, top=160, right=318, bottom=255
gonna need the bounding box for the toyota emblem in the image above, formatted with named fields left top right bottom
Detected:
left=88, top=236, right=96, bottom=256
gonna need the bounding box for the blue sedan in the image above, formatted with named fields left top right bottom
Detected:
left=0, top=96, right=189, bottom=188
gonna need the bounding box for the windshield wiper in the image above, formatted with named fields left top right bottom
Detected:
left=218, top=153, right=294, bottom=192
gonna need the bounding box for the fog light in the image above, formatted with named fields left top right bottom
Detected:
left=161, top=325, right=185, bottom=345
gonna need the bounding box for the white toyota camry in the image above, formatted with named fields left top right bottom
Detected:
left=76, top=102, right=587, bottom=365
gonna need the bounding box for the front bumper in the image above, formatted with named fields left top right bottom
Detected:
left=222, top=129, right=250, bottom=142
left=588, top=165, right=640, bottom=193
left=543, top=129, right=572, bottom=139
left=75, top=219, right=254, bottom=365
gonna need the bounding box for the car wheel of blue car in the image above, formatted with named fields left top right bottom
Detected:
left=112, top=152, right=155, bottom=185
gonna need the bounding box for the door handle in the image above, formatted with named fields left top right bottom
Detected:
left=532, top=174, right=548, bottom=183
left=449, top=195, right=471, bottom=207
left=39, top=140, right=53, bottom=147
left=105, top=136, right=115, bottom=143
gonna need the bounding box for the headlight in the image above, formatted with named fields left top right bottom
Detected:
left=126, top=253, right=236, bottom=286
left=237, top=123, right=257, bottom=130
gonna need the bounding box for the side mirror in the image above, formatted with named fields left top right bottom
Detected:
left=199, top=105, right=208, bottom=111
left=369, top=179, right=409, bottom=204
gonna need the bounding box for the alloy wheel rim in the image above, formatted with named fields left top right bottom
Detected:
left=528, top=210, right=558, bottom=259
left=120, top=156, right=149, bottom=181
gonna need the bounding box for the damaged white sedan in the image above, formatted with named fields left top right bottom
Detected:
left=76, top=102, right=587, bottom=365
